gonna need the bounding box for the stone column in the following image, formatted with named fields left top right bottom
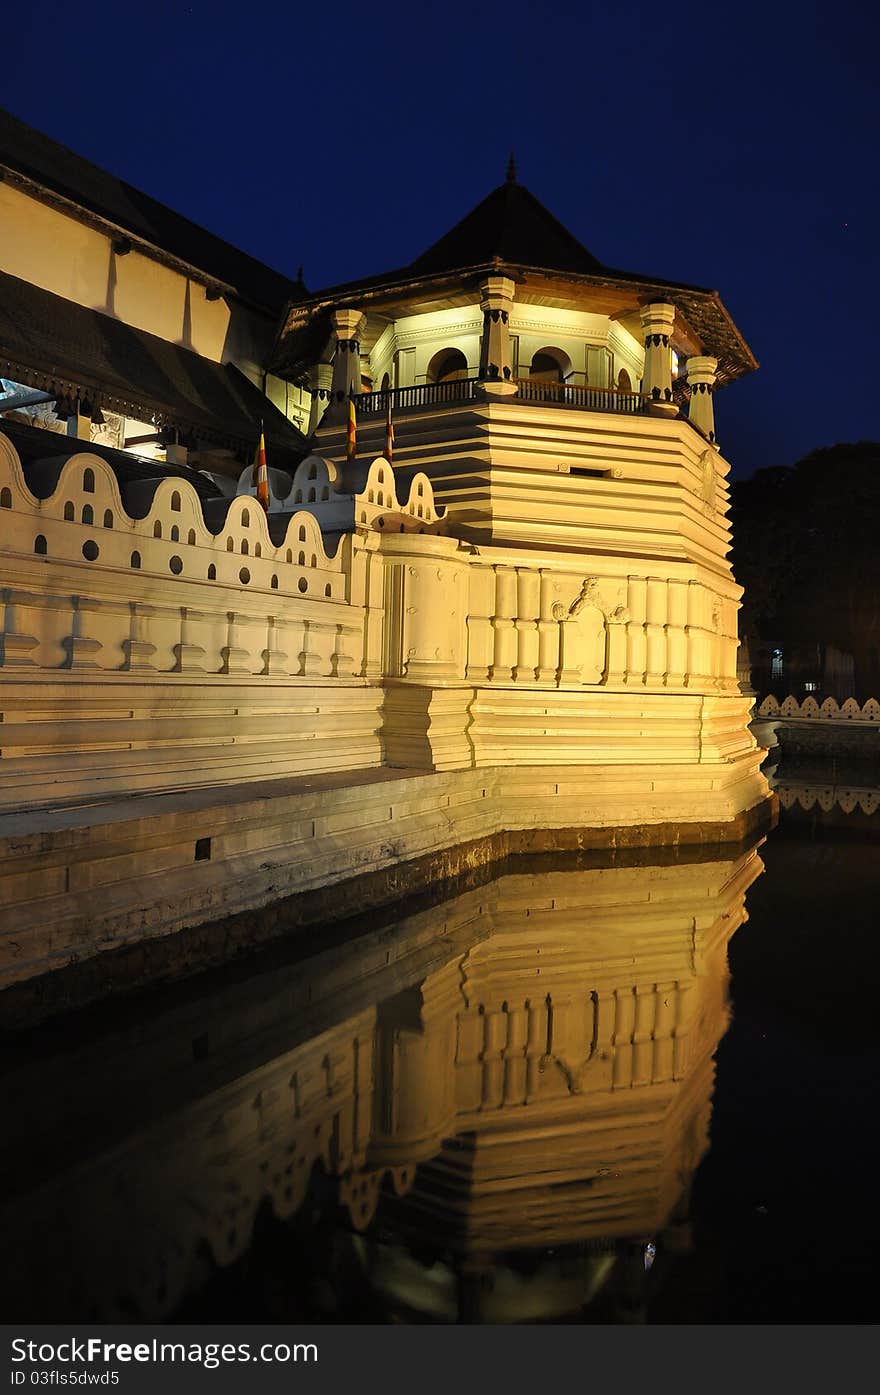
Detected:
left=685, top=355, right=718, bottom=444
left=639, top=302, right=677, bottom=416
left=478, top=276, right=518, bottom=397
left=307, top=362, right=333, bottom=435
left=66, top=398, right=91, bottom=441
left=165, top=430, right=188, bottom=466
left=329, top=308, right=364, bottom=412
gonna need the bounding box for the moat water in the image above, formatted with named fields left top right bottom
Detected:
left=2, top=765, right=878, bottom=1325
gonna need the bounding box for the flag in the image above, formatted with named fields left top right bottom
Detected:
left=384, top=392, right=394, bottom=465
left=347, top=394, right=357, bottom=462
left=254, top=428, right=269, bottom=511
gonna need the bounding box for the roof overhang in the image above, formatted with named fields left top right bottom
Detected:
left=273, top=259, right=757, bottom=388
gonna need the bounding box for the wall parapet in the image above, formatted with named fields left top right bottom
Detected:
left=0, top=431, right=763, bottom=814
left=757, top=694, right=880, bottom=722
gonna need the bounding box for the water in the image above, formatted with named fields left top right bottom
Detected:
left=2, top=786, right=878, bottom=1325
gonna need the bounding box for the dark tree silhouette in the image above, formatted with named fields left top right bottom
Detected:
left=731, top=441, right=880, bottom=700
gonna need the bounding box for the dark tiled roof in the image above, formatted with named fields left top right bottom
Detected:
left=409, top=178, right=606, bottom=277
left=0, top=269, right=306, bottom=464
left=0, top=416, right=224, bottom=503
left=274, top=178, right=757, bottom=386
left=0, top=107, right=300, bottom=313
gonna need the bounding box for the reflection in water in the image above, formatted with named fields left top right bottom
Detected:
left=0, top=845, right=764, bottom=1324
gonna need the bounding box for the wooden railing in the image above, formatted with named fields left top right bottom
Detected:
left=353, top=378, right=652, bottom=418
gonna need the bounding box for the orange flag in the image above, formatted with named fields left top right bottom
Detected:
left=347, top=395, right=357, bottom=462
left=384, top=393, right=394, bottom=465
left=255, top=428, right=269, bottom=511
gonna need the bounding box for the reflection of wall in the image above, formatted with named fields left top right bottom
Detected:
left=0, top=845, right=761, bottom=1321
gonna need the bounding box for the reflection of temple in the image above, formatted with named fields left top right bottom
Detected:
left=0, top=844, right=762, bottom=1323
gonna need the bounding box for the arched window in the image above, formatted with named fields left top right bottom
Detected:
left=307, top=462, right=318, bottom=480
left=0, top=487, right=11, bottom=508
left=617, top=367, right=632, bottom=393
left=170, top=524, right=179, bottom=542
left=207, top=563, right=216, bottom=580
left=298, top=525, right=306, bottom=541
left=153, top=520, right=162, bottom=538
left=426, top=347, right=468, bottom=384
left=241, top=508, right=250, bottom=527
left=82, top=504, right=94, bottom=525
left=307, top=487, right=316, bottom=502
left=130, top=551, right=141, bottom=569
left=271, top=574, right=279, bottom=590
left=529, top=347, right=571, bottom=382
left=82, top=467, right=95, bottom=493
left=187, top=528, right=196, bottom=545
left=170, top=490, right=181, bottom=512
left=103, top=509, right=113, bottom=528
left=63, top=501, right=75, bottom=521
left=34, top=534, right=47, bottom=555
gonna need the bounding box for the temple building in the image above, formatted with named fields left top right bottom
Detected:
left=0, top=110, right=772, bottom=998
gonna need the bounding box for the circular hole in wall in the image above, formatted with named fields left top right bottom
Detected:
left=169, top=555, right=183, bottom=575
left=298, top=577, right=308, bottom=593
left=239, top=567, right=251, bottom=584
left=82, top=540, right=99, bottom=561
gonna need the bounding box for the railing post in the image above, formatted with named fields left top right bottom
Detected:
left=478, top=277, right=518, bottom=398
left=307, top=362, right=333, bottom=435
left=639, top=302, right=678, bottom=417
left=685, top=356, right=719, bottom=445
left=329, top=308, right=364, bottom=417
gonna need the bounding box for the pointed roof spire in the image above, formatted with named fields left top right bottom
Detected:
left=506, top=151, right=517, bottom=184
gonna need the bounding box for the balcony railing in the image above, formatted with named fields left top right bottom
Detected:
left=352, top=377, right=651, bottom=418
left=354, top=379, right=481, bottom=416
left=513, top=379, right=650, bottom=414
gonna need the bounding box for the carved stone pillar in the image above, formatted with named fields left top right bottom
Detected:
left=307, top=362, right=333, bottom=435
left=639, top=302, right=677, bottom=416
left=478, top=276, right=517, bottom=397
left=685, top=355, right=718, bottom=443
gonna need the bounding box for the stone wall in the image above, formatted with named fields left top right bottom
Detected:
left=0, top=431, right=770, bottom=989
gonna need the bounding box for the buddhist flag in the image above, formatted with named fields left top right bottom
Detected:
left=347, top=394, right=357, bottom=461
left=384, top=393, right=394, bottom=465
left=255, top=428, right=269, bottom=511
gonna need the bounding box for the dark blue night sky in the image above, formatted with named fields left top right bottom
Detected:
left=4, top=0, right=878, bottom=476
